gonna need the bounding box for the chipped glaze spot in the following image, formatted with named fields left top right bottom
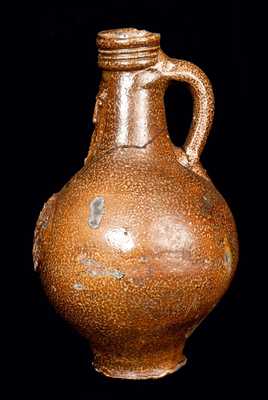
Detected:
left=202, top=194, right=213, bottom=213
left=33, top=259, right=39, bottom=272
left=88, top=196, right=104, bottom=228
left=80, top=257, right=124, bottom=279
left=73, top=282, right=84, bottom=291
left=51, top=285, right=57, bottom=292
left=139, top=255, right=148, bottom=262
left=33, top=193, right=58, bottom=272
left=105, top=228, right=135, bottom=252
left=223, top=236, right=233, bottom=273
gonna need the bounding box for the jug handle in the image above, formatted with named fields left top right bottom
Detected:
left=159, top=52, right=215, bottom=179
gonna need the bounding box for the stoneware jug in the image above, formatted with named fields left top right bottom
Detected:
left=33, top=28, right=238, bottom=380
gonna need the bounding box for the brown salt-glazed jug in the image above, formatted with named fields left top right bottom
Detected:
left=33, top=28, right=239, bottom=379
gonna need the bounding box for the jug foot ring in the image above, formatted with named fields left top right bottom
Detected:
left=93, top=356, right=187, bottom=380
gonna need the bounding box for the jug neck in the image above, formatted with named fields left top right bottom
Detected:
left=92, top=69, right=169, bottom=150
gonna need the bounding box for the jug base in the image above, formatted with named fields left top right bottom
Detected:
left=93, top=355, right=187, bottom=380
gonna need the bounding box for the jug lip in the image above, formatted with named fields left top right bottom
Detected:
left=96, top=28, right=160, bottom=71
left=97, top=28, right=160, bottom=48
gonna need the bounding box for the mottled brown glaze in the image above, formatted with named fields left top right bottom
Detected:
left=33, top=28, right=238, bottom=380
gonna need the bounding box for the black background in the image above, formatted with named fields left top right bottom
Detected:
left=15, top=2, right=254, bottom=399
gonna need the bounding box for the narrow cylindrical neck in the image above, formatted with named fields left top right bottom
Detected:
left=90, top=69, right=169, bottom=158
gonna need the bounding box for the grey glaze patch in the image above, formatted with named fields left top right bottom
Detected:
left=80, top=257, right=124, bottom=279
left=88, top=196, right=104, bottom=229
left=223, top=237, right=232, bottom=273
left=224, top=249, right=232, bottom=272
left=202, top=194, right=213, bottom=213
left=73, top=282, right=84, bottom=291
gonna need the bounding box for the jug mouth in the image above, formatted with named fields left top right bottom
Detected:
left=97, top=28, right=160, bottom=70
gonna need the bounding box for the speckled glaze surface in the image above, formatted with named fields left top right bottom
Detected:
left=33, top=28, right=238, bottom=380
